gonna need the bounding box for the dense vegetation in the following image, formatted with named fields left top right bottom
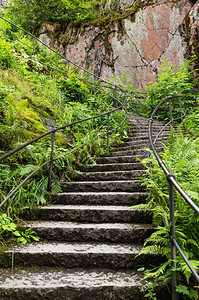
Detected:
left=5, top=0, right=101, bottom=30
left=129, top=61, right=199, bottom=299
left=0, top=1, right=199, bottom=298
left=0, top=17, right=127, bottom=243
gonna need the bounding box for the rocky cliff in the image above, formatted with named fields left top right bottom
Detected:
left=39, top=0, right=199, bottom=89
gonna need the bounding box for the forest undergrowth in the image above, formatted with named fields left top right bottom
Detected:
left=0, top=3, right=199, bottom=298
left=0, top=17, right=128, bottom=245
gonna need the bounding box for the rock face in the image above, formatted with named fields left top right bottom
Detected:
left=39, top=0, right=198, bottom=89
left=183, top=1, right=199, bottom=69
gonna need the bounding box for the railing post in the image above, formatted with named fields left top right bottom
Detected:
left=66, top=59, right=69, bottom=77
left=167, top=174, right=177, bottom=300
left=125, top=94, right=128, bottom=114
left=114, top=87, right=117, bottom=107
left=32, top=37, right=35, bottom=57
left=179, top=97, right=183, bottom=123
left=107, top=113, right=110, bottom=151
left=169, top=98, right=173, bottom=125
left=47, top=129, right=56, bottom=192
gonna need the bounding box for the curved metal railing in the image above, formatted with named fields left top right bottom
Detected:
left=148, top=95, right=199, bottom=299
left=0, top=16, right=128, bottom=208
left=1, top=16, right=198, bottom=298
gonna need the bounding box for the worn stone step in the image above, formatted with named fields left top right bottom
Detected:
left=76, top=170, right=146, bottom=181
left=29, top=205, right=152, bottom=223
left=129, top=127, right=170, bottom=132
left=126, top=136, right=168, bottom=143
left=61, top=180, right=144, bottom=192
left=97, top=155, right=146, bottom=164
left=2, top=242, right=160, bottom=269
left=110, top=148, right=162, bottom=157
left=24, top=221, right=155, bottom=243
left=127, top=116, right=164, bottom=124
left=0, top=268, right=171, bottom=300
left=0, top=268, right=144, bottom=300
left=128, top=121, right=164, bottom=127
left=81, top=162, right=145, bottom=172
left=115, top=144, right=163, bottom=152
left=116, top=144, right=150, bottom=150
left=128, top=124, right=170, bottom=131
left=123, top=140, right=164, bottom=147
left=52, top=192, right=148, bottom=206
left=129, top=133, right=170, bottom=139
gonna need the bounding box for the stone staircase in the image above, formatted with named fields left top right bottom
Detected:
left=0, top=114, right=171, bottom=299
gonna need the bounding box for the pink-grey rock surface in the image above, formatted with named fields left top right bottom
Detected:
left=39, top=0, right=198, bottom=89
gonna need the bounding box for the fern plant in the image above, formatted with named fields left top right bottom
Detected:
left=134, top=127, right=199, bottom=299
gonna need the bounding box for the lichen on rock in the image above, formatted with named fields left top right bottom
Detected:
left=39, top=0, right=198, bottom=89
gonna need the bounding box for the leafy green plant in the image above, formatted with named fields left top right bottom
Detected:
left=0, top=18, right=128, bottom=241
left=184, top=107, right=199, bottom=137
left=6, top=0, right=99, bottom=31
left=13, top=228, right=39, bottom=244
left=134, top=128, right=199, bottom=298
left=0, top=213, right=39, bottom=244
left=176, top=284, right=198, bottom=300
left=0, top=213, right=17, bottom=239
left=144, top=59, right=198, bottom=121
left=141, top=279, right=158, bottom=300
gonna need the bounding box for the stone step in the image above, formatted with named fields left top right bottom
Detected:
left=29, top=205, right=152, bottom=223
left=116, top=143, right=150, bottom=149
left=52, top=192, right=148, bottom=206
left=123, top=140, right=164, bottom=147
left=127, top=116, right=164, bottom=124
left=129, top=127, right=170, bottom=132
left=81, top=162, right=145, bottom=172
left=2, top=242, right=160, bottom=269
left=128, top=132, right=170, bottom=139
left=115, top=144, right=162, bottom=151
left=110, top=148, right=162, bottom=157
left=126, top=136, right=168, bottom=143
left=128, top=121, right=164, bottom=127
left=128, top=119, right=177, bottom=127
left=61, top=180, right=144, bottom=192
left=24, top=221, right=155, bottom=243
left=0, top=268, right=171, bottom=300
left=75, top=170, right=146, bottom=181
left=97, top=155, right=146, bottom=164
left=128, top=124, right=170, bottom=131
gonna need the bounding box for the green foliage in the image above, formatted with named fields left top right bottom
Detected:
left=121, top=59, right=198, bottom=121
left=0, top=18, right=128, bottom=244
left=13, top=228, right=40, bottom=244
left=141, top=279, right=158, bottom=300
left=143, top=59, right=198, bottom=121
left=184, top=107, right=199, bottom=137
left=0, top=213, right=16, bottom=238
left=135, top=128, right=199, bottom=298
left=6, top=0, right=99, bottom=31
left=0, top=213, right=39, bottom=244
left=176, top=284, right=199, bottom=300
left=7, top=0, right=70, bottom=30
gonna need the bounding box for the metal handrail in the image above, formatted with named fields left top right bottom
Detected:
left=148, top=95, right=199, bottom=299
left=0, top=104, right=125, bottom=163
left=0, top=100, right=127, bottom=208
left=0, top=17, right=128, bottom=208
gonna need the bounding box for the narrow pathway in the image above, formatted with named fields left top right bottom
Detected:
left=0, top=114, right=171, bottom=299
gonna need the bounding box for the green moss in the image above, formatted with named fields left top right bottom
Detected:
left=0, top=250, right=12, bottom=268
left=90, top=16, right=111, bottom=28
